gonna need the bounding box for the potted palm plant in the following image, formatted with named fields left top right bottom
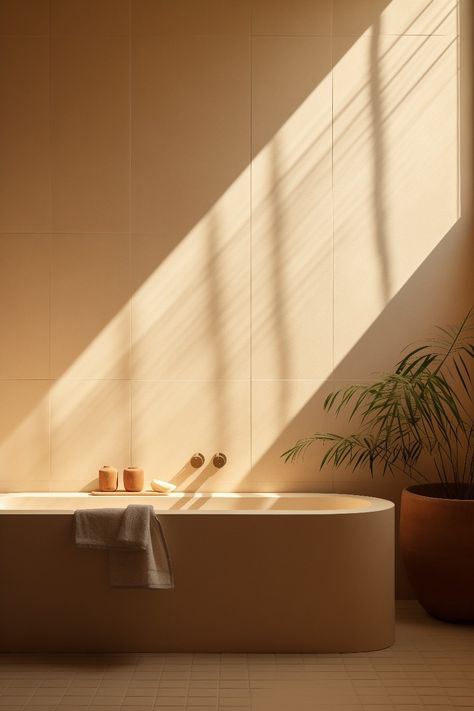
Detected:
left=283, top=311, right=474, bottom=621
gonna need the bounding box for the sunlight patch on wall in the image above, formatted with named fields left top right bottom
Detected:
left=52, top=304, right=130, bottom=381
left=50, top=378, right=130, bottom=492
left=131, top=170, right=250, bottom=383
left=251, top=69, right=333, bottom=385
left=0, top=0, right=463, bottom=493
left=334, top=0, right=457, bottom=37
left=333, top=18, right=459, bottom=372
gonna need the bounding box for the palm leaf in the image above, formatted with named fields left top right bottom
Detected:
left=282, top=310, right=474, bottom=492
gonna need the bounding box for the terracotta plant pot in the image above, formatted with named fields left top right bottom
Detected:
left=400, top=484, right=474, bottom=621
left=98, top=465, right=118, bottom=492
left=123, top=466, right=144, bottom=492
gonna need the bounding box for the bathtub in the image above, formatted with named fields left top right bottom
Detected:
left=0, top=492, right=394, bottom=653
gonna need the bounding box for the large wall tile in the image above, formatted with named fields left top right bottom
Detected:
left=50, top=379, right=130, bottom=491
left=0, top=37, right=51, bottom=233
left=0, top=237, right=50, bottom=379
left=251, top=36, right=332, bottom=154
left=331, top=226, right=474, bottom=395
left=131, top=34, right=250, bottom=380
left=251, top=37, right=333, bottom=380
left=51, top=0, right=129, bottom=36
left=51, top=36, right=129, bottom=233
left=0, top=381, right=50, bottom=491
left=252, top=0, right=331, bottom=36
left=131, top=35, right=250, bottom=236
left=132, top=0, right=250, bottom=36
left=250, top=379, right=361, bottom=489
left=333, top=34, right=459, bottom=377
left=131, top=380, right=250, bottom=490
left=333, top=0, right=457, bottom=37
left=0, top=0, right=49, bottom=35
left=131, top=213, right=250, bottom=381
left=51, top=235, right=130, bottom=380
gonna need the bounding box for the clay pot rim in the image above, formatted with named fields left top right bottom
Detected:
left=405, top=483, right=474, bottom=502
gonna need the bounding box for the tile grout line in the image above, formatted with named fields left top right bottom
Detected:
left=249, top=6, right=253, bottom=483
left=330, top=0, right=335, bottom=494
left=128, top=0, right=133, bottom=468
left=456, top=0, right=461, bottom=221
left=47, top=0, right=53, bottom=492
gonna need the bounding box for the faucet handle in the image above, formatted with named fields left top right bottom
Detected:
left=190, top=452, right=205, bottom=468
left=213, top=452, right=227, bottom=468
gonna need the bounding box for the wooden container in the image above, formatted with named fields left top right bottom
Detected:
left=123, top=467, right=144, bottom=492
left=98, top=466, right=118, bottom=492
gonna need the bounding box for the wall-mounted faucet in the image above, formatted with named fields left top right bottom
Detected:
left=213, top=453, right=227, bottom=468
left=190, top=453, right=205, bottom=468
left=190, top=452, right=227, bottom=468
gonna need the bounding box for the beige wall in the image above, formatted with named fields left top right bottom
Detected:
left=0, top=0, right=472, bottom=521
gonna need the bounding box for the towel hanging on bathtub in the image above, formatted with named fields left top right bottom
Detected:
left=74, top=505, right=174, bottom=589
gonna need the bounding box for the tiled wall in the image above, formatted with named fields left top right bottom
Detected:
left=0, top=0, right=472, bottom=505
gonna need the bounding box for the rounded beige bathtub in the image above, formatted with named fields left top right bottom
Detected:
left=0, top=492, right=394, bottom=653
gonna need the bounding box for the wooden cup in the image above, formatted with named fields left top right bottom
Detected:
left=99, top=466, right=118, bottom=492
left=123, top=466, right=144, bottom=492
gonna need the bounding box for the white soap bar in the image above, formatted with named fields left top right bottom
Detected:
left=151, top=479, right=177, bottom=493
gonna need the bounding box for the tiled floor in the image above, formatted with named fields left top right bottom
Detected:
left=0, top=602, right=473, bottom=711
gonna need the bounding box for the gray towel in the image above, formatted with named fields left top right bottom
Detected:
left=74, top=505, right=174, bottom=589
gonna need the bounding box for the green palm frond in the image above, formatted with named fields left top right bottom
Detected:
left=282, top=310, right=474, bottom=495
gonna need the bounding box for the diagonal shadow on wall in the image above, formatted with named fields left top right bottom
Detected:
left=0, top=0, right=468, bottom=506
left=244, top=218, right=474, bottom=596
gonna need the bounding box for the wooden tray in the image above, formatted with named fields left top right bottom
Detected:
left=90, top=489, right=170, bottom=496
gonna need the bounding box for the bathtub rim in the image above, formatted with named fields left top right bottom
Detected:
left=0, top=491, right=394, bottom=515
